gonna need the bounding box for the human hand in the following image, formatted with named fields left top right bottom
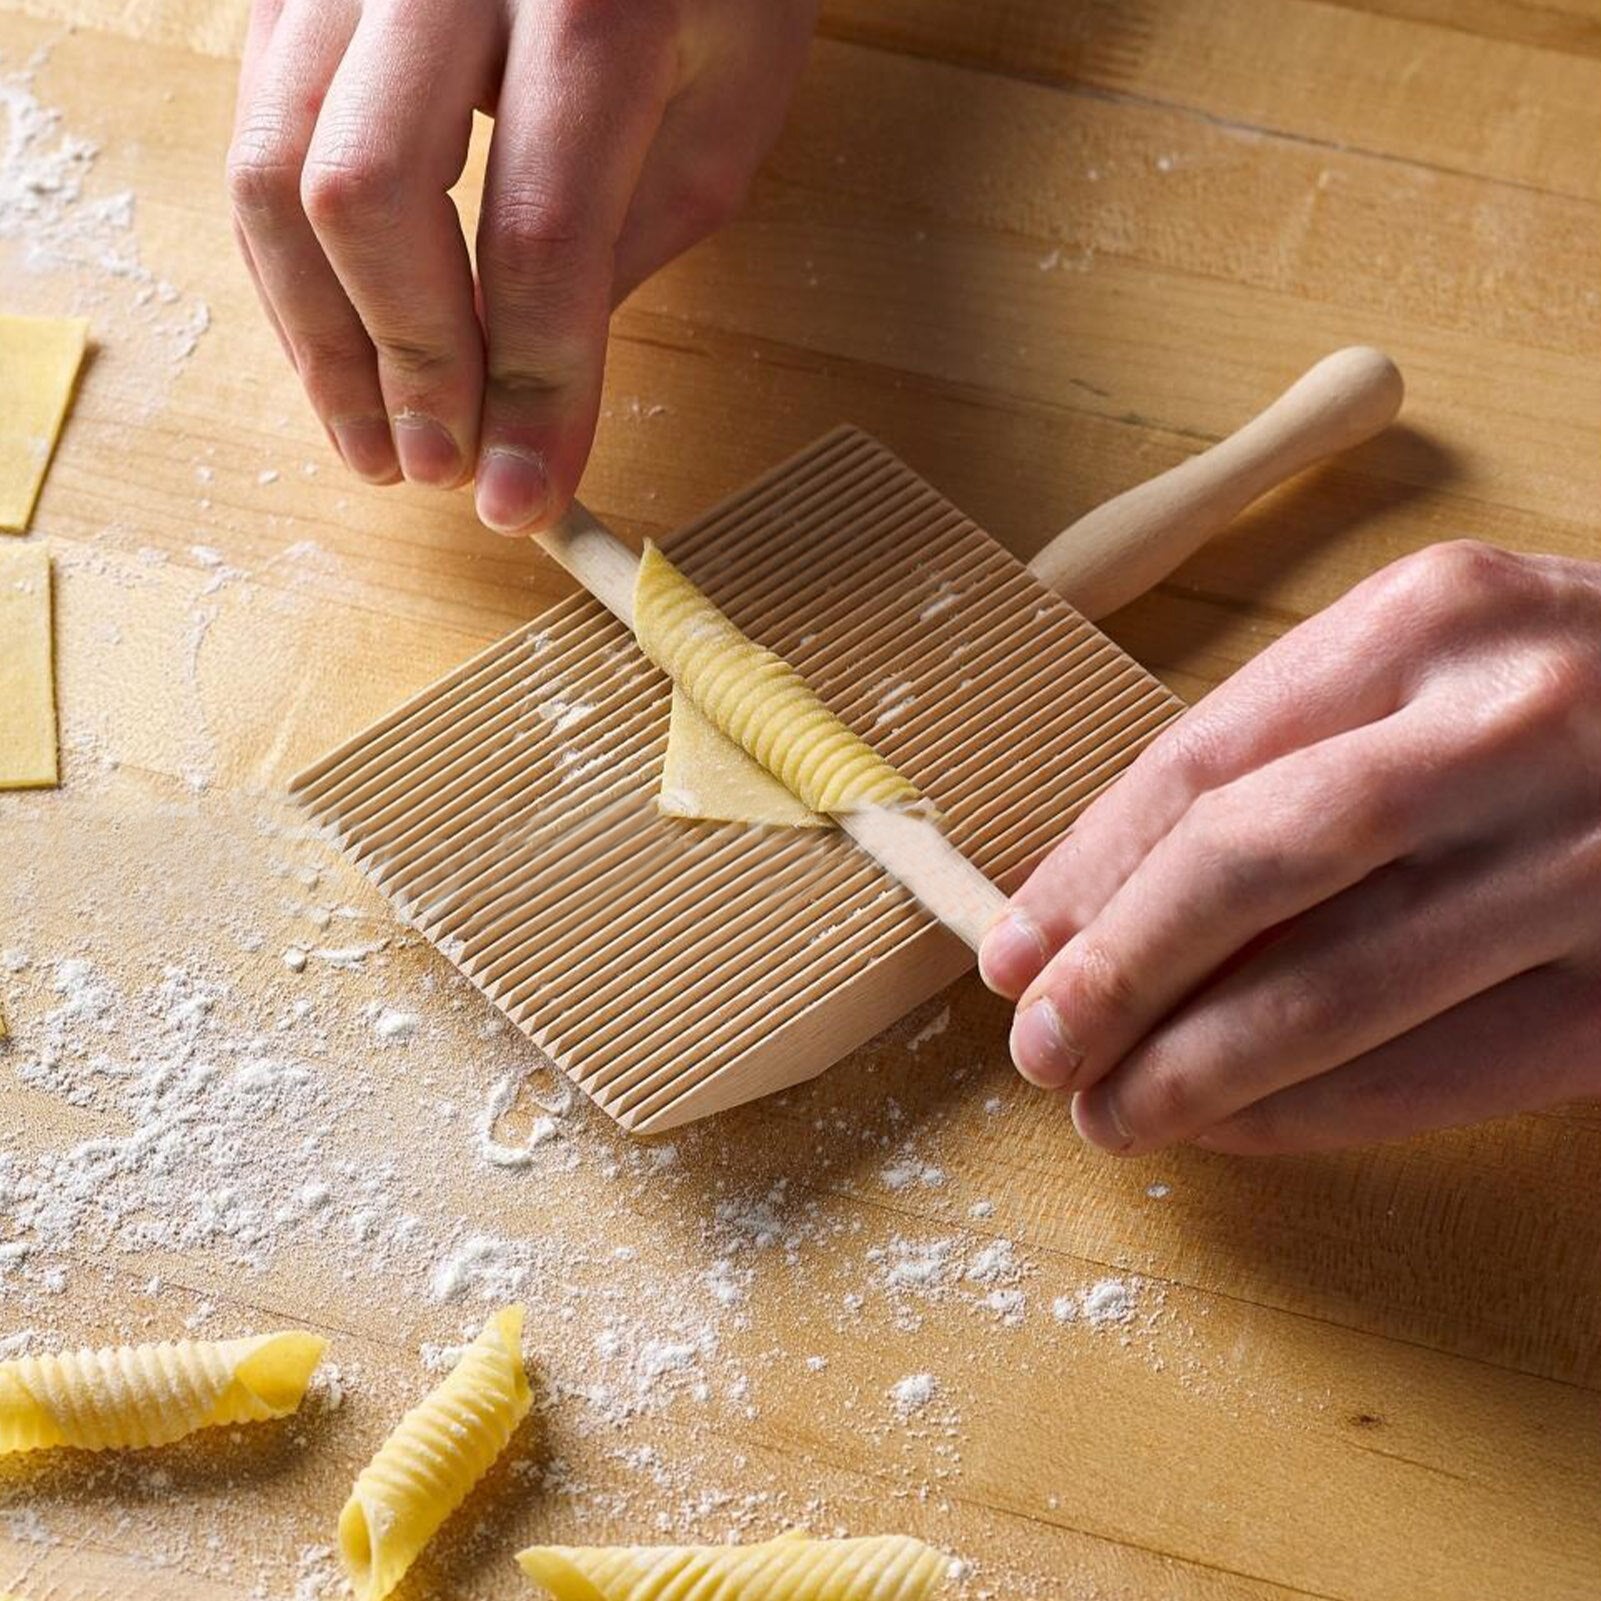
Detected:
left=979, top=541, right=1601, bottom=1155
left=227, top=0, right=816, bottom=530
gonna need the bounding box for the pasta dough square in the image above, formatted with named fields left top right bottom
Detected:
left=0, top=543, right=59, bottom=789
left=0, top=314, right=88, bottom=532
left=659, top=687, right=826, bottom=829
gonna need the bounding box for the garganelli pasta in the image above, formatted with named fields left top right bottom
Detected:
left=339, top=1303, right=531, bottom=1601
left=516, top=1531, right=952, bottom=1600
left=0, top=1330, right=327, bottom=1454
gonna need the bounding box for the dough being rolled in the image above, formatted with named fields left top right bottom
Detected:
left=658, top=688, right=824, bottom=829
left=635, top=542, right=918, bottom=826
left=517, top=1531, right=952, bottom=1599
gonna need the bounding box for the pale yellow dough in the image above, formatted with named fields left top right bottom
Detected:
left=0, top=314, right=88, bottom=532
left=659, top=688, right=824, bottom=829
left=517, top=1531, right=951, bottom=1599
left=0, top=543, right=58, bottom=788
left=0, top=1330, right=327, bottom=1454
left=634, top=542, right=917, bottom=827
left=339, top=1305, right=531, bottom=1601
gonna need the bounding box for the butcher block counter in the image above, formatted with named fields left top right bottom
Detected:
left=1, top=2, right=1599, bottom=1597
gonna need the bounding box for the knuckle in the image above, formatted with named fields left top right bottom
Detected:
left=1572, top=827, right=1601, bottom=895
left=375, top=336, right=456, bottom=382
left=1342, top=1062, right=1421, bottom=1131
left=1183, top=790, right=1280, bottom=904
left=292, top=334, right=378, bottom=416
left=1311, top=773, right=1410, bottom=865
left=672, top=163, right=750, bottom=239
left=1207, top=1100, right=1281, bottom=1155
left=292, top=327, right=362, bottom=379
left=226, top=137, right=301, bottom=220
left=482, top=195, right=598, bottom=267
left=1129, top=1055, right=1199, bottom=1138
left=300, top=150, right=405, bottom=232
left=1454, top=641, right=1596, bottom=765
left=1063, top=936, right=1139, bottom=1028
left=1150, top=712, right=1233, bottom=796
left=1506, top=644, right=1594, bottom=725
left=552, top=0, right=674, bottom=29
left=1259, top=962, right=1346, bottom=1044
left=1372, top=539, right=1517, bottom=623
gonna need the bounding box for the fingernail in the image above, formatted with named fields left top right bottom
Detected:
left=475, top=446, right=548, bottom=534
left=979, top=912, right=1049, bottom=997
left=393, top=411, right=462, bottom=487
left=1071, top=1089, right=1134, bottom=1153
left=1009, top=998, right=1083, bottom=1089
left=332, top=416, right=399, bottom=483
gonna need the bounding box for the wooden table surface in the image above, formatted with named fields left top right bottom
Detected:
left=3, top=3, right=1599, bottom=1598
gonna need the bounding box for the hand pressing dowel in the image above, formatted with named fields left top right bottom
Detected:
left=227, top=0, right=816, bottom=531
left=981, top=542, right=1601, bottom=1155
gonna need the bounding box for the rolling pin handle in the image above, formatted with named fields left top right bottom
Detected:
left=1028, top=345, right=1404, bottom=621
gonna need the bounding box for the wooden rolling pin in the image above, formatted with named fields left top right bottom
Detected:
left=538, top=345, right=1404, bottom=948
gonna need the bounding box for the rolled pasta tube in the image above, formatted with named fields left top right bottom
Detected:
left=516, top=1530, right=952, bottom=1600
left=0, top=1330, right=327, bottom=1454
left=634, top=542, right=920, bottom=820
left=340, top=1304, right=531, bottom=1601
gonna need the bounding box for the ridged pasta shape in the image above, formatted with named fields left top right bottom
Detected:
left=0, top=1330, right=326, bottom=1454
left=634, top=542, right=920, bottom=818
left=517, top=1531, right=952, bottom=1600
left=339, top=1304, right=532, bottom=1601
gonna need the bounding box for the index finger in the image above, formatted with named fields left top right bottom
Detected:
left=980, top=549, right=1465, bottom=999
left=472, top=1, right=677, bottom=532
left=300, top=0, right=501, bottom=487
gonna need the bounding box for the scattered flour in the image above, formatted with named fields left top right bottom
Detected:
left=0, top=54, right=211, bottom=380
left=533, top=695, right=594, bottom=734
left=889, top=1372, right=937, bottom=1418
left=476, top=1071, right=565, bottom=1169
left=1080, top=1278, right=1138, bottom=1328
left=907, top=1005, right=950, bottom=1053
left=371, top=1005, right=418, bottom=1044
left=880, top=1153, right=946, bottom=1192
left=870, top=680, right=917, bottom=729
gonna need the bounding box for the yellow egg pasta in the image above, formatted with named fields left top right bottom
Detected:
left=0, top=1330, right=326, bottom=1454
left=340, top=1304, right=531, bottom=1601
left=0, top=313, right=88, bottom=533
left=634, top=541, right=919, bottom=822
left=517, top=1530, right=952, bottom=1600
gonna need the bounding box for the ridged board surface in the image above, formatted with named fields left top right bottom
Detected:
left=292, top=429, right=1182, bottom=1133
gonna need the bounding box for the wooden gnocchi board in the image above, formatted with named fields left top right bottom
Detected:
left=1, top=3, right=1599, bottom=1599
left=291, top=427, right=1179, bottom=1134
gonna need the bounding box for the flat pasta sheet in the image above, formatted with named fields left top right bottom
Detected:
left=658, top=687, right=825, bottom=829
left=0, top=543, right=58, bottom=788
left=0, top=314, right=88, bottom=532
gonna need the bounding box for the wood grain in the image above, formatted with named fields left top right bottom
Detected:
left=2, top=3, right=1599, bottom=1598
